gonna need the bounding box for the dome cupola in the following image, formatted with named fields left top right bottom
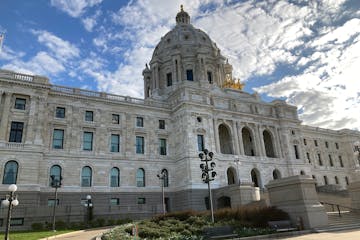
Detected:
left=176, top=5, right=190, bottom=25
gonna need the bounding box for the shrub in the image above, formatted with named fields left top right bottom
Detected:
left=31, top=222, right=44, bottom=231
left=55, top=220, right=67, bottom=230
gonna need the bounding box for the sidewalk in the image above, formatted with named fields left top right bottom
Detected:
left=279, top=229, right=360, bottom=240
left=39, top=227, right=113, bottom=240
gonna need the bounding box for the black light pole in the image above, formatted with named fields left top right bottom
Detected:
left=84, top=195, right=93, bottom=227
left=50, top=175, right=62, bottom=232
left=2, top=184, right=19, bottom=240
left=157, top=170, right=167, bottom=215
left=199, top=149, right=216, bottom=223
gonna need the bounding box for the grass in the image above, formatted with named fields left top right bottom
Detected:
left=0, top=230, right=72, bottom=240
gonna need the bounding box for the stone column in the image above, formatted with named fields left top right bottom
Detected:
left=34, top=96, right=46, bottom=145
left=0, top=92, right=12, bottom=142
left=25, top=96, right=37, bottom=144
left=232, top=121, right=240, bottom=155
left=213, top=119, right=220, bottom=153
left=254, top=124, right=264, bottom=156
left=266, top=175, right=328, bottom=229
left=274, top=127, right=283, bottom=158
left=348, top=181, right=360, bottom=211
left=237, top=122, right=245, bottom=155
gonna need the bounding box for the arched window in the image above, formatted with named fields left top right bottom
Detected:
left=242, top=127, right=255, bottom=156
left=334, top=176, right=339, bottom=184
left=50, top=165, right=62, bottom=186
left=227, top=167, right=236, bottom=185
left=251, top=169, right=261, bottom=188
left=263, top=130, right=275, bottom=158
left=273, top=169, right=281, bottom=180
left=110, top=167, right=120, bottom=187
left=300, top=170, right=305, bottom=175
left=218, top=124, right=233, bottom=154
left=3, top=161, right=18, bottom=184
left=323, top=175, right=328, bottom=185
left=81, top=166, right=92, bottom=187
left=161, top=169, right=169, bottom=187
left=136, top=168, right=145, bottom=187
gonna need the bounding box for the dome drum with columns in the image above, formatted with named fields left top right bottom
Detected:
left=143, top=6, right=243, bottom=99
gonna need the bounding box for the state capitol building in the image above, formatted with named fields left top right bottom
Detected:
left=0, top=7, right=359, bottom=228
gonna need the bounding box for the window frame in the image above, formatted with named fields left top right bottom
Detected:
left=2, top=161, right=19, bottom=184
left=110, top=134, right=120, bottom=153
left=14, top=98, right=26, bottom=110
left=136, top=117, right=144, bottom=127
left=136, top=168, right=145, bottom=187
left=110, top=167, right=120, bottom=187
left=85, top=111, right=94, bottom=122
left=52, top=129, right=64, bottom=149
left=9, top=121, right=24, bottom=143
left=159, top=120, right=165, bottom=129
left=166, top=72, right=172, bottom=86
left=55, top=107, right=66, bottom=118
left=136, top=136, right=145, bottom=154
left=159, top=138, right=167, bottom=155
left=112, top=114, right=120, bottom=124
left=197, top=135, right=204, bottom=152
left=186, top=69, right=193, bottom=81
left=83, top=132, right=93, bottom=151
left=81, top=166, right=92, bottom=187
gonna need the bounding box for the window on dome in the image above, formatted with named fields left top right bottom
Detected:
left=207, top=72, right=213, bottom=84
left=167, top=73, right=172, bottom=86
left=186, top=69, right=193, bottom=81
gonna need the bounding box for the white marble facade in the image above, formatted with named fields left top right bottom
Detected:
left=0, top=7, right=359, bottom=226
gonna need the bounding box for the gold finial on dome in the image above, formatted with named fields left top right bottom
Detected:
left=222, top=78, right=245, bottom=90
left=176, top=4, right=190, bottom=24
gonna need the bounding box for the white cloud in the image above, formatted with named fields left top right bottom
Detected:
left=50, top=0, right=103, bottom=18
left=32, top=30, right=80, bottom=60
left=2, top=51, right=65, bottom=76
left=82, top=10, right=102, bottom=32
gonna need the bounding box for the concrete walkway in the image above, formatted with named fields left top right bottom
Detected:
left=40, top=227, right=360, bottom=240
left=39, top=227, right=113, bottom=240
left=280, top=229, right=360, bottom=240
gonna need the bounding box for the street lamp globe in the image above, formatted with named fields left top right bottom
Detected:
left=86, top=195, right=91, bottom=200
left=12, top=199, right=19, bottom=206
left=2, top=199, right=10, bottom=207
left=8, top=184, right=17, bottom=193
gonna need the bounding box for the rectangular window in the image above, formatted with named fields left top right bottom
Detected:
left=112, top=114, right=120, bottom=124
left=166, top=73, right=172, bottom=86
left=83, top=132, right=93, bottom=151
left=47, top=199, right=60, bottom=206
left=314, top=140, right=318, bottom=147
left=318, top=153, right=322, bottom=166
left=294, top=145, right=299, bottom=159
left=9, top=121, right=24, bottom=143
left=85, top=111, right=93, bottom=121
left=137, top=197, right=146, bottom=204
left=10, top=218, right=24, bottom=226
left=303, top=138, right=307, bottom=145
left=159, top=120, right=165, bottom=129
left=186, top=69, right=193, bottom=81
left=339, top=156, right=344, bottom=167
left=14, top=98, right=26, bottom=110
left=110, top=198, right=120, bottom=206
left=55, top=107, right=65, bottom=118
left=136, top=136, right=144, bottom=154
left=306, top=152, right=311, bottom=163
left=329, top=155, right=333, bottom=166
left=111, top=134, right=120, bottom=152
left=159, top=138, right=167, bottom=155
left=324, top=176, right=328, bottom=185
left=52, top=129, right=64, bottom=149
left=207, top=71, right=213, bottom=84
left=197, top=135, right=204, bottom=152
left=325, top=141, right=329, bottom=148
left=335, top=142, right=339, bottom=149
left=136, top=117, right=144, bottom=127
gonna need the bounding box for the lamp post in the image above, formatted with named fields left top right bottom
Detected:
left=2, top=184, right=19, bottom=240
left=157, top=170, right=167, bottom=215
left=354, top=141, right=360, bottom=166
left=84, top=195, right=93, bottom=227
left=199, top=149, right=216, bottom=223
left=50, top=175, right=62, bottom=232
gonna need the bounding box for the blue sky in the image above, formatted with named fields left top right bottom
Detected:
left=0, top=0, right=359, bottom=130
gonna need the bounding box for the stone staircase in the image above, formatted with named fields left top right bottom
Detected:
left=313, top=211, right=360, bottom=232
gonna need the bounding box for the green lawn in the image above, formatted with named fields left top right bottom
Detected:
left=0, top=230, right=72, bottom=240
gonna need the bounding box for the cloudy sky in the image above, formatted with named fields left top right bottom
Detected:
left=0, top=0, right=359, bottom=130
